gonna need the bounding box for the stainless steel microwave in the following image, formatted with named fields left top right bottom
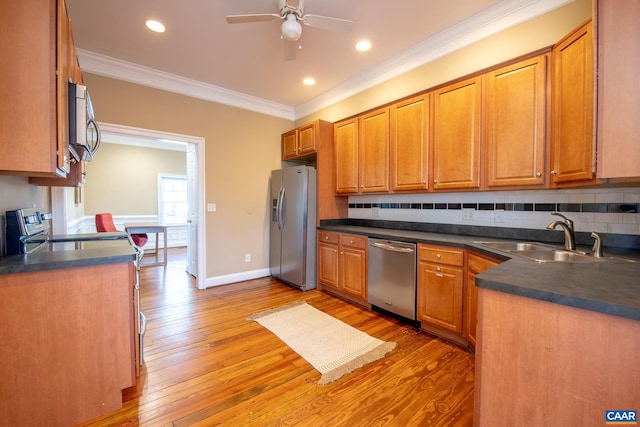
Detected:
left=68, top=82, right=101, bottom=162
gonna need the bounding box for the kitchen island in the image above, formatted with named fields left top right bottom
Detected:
left=319, top=219, right=640, bottom=427
left=0, top=238, right=138, bottom=427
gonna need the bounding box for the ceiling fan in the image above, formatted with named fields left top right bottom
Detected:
left=226, top=0, right=353, bottom=60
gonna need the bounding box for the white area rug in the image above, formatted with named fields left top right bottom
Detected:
left=248, top=301, right=396, bottom=385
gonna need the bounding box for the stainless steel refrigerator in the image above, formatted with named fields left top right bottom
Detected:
left=269, top=165, right=317, bottom=290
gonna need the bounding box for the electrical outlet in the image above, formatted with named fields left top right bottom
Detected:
left=207, top=203, right=217, bottom=212
left=244, top=253, right=251, bottom=263
left=494, top=209, right=505, bottom=223
left=372, top=207, right=380, bottom=217
left=462, top=208, right=474, bottom=220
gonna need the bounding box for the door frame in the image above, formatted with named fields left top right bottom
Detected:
left=97, top=122, right=206, bottom=290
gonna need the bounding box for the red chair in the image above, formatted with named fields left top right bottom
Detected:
left=95, top=213, right=148, bottom=247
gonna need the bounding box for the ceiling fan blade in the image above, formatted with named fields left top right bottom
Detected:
left=226, top=14, right=281, bottom=24
left=284, top=40, right=298, bottom=61
left=302, top=14, right=353, bottom=32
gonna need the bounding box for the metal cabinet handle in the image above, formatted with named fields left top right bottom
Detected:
left=550, top=170, right=557, bottom=175
left=436, top=254, right=441, bottom=259
left=536, top=172, right=542, bottom=177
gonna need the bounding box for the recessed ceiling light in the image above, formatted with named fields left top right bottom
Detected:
left=145, top=20, right=166, bottom=33
left=303, top=77, right=316, bottom=86
left=355, top=40, right=372, bottom=52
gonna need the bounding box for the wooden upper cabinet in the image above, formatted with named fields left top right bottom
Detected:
left=297, top=122, right=317, bottom=156
left=335, top=118, right=359, bottom=194
left=431, top=77, right=482, bottom=190
left=485, top=55, right=547, bottom=188
left=0, top=0, right=72, bottom=177
left=359, top=107, right=389, bottom=193
left=550, top=21, right=595, bottom=185
left=281, top=128, right=299, bottom=160
left=281, top=120, right=319, bottom=161
left=390, top=94, right=430, bottom=191
left=596, top=0, right=640, bottom=179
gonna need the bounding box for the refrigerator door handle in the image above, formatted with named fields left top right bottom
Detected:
left=278, top=187, right=286, bottom=230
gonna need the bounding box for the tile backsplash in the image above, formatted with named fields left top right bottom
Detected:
left=348, top=188, right=640, bottom=235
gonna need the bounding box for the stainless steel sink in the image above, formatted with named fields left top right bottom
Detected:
left=477, top=241, right=638, bottom=264
left=477, top=241, right=555, bottom=252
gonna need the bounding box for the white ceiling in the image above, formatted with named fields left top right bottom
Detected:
left=66, top=0, right=570, bottom=120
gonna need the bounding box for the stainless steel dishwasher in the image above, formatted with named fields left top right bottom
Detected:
left=368, top=238, right=417, bottom=322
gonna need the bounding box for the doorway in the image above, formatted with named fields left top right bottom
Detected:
left=95, top=122, right=206, bottom=290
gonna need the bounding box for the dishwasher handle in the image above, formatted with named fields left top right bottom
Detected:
left=370, top=241, right=415, bottom=253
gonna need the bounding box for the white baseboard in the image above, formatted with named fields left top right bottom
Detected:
left=205, top=268, right=271, bottom=288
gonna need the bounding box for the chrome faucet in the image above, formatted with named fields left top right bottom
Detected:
left=591, top=232, right=604, bottom=258
left=546, top=211, right=576, bottom=250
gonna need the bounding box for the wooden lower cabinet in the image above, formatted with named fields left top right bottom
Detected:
left=0, top=262, right=137, bottom=427
left=465, top=253, right=501, bottom=350
left=317, top=231, right=367, bottom=305
left=475, top=288, right=640, bottom=427
left=417, top=244, right=465, bottom=343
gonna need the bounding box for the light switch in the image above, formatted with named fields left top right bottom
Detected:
left=207, top=203, right=217, bottom=212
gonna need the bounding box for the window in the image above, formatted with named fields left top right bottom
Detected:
left=158, top=174, right=188, bottom=224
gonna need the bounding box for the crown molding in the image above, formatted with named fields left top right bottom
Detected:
left=294, top=0, right=572, bottom=118
left=77, top=50, right=296, bottom=121
left=78, top=0, right=572, bottom=121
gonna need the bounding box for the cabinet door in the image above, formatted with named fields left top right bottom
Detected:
left=297, top=122, right=316, bottom=156
left=596, top=0, right=640, bottom=178
left=340, top=246, right=367, bottom=300
left=335, top=118, right=359, bottom=194
left=417, top=262, right=464, bottom=333
left=432, top=77, right=482, bottom=190
left=281, top=128, right=298, bottom=160
left=486, top=55, right=547, bottom=188
left=465, top=254, right=500, bottom=349
left=550, top=21, right=595, bottom=184
left=359, top=107, right=389, bottom=193
left=0, top=0, right=63, bottom=176
left=390, top=95, right=429, bottom=191
left=317, top=241, right=339, bottom=291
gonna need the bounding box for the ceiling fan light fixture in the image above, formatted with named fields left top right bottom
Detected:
left=281, top=14, right=302, bottom=41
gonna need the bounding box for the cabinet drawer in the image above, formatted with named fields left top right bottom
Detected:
left=318, top=231, right=339, bottom=245
left=340, top=234, right=367, bottom=250
left=419, top=244, right=464, bottom=266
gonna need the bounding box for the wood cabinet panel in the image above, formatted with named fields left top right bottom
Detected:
left=359, top=107, right=390, bottom=193
left=418, top=262, right=464, bottom=333
left=0, top=262, right=136, bottom=426
left=318, top=240, right=339, bottom=290
left=475, top=288, right=640, bottom=427
left=485, top=55, right=547, bottom=188
left=465, top=253, right=500, bottom=350
left=390, top=95, right=430, bottom=191
left=281, top=128, right=298, bottom=160
left=432, top=77, right=482, bottom=190
left=335, top=118, right=359, bottom=194
left=596, top=0, right=640, bottom=179
left=550, top=21, right=595, bottom=184
left=317, top=232, right=367, bottom=304
left=298, top=122, right=316, bottom=155
left=417, top=243, right=465, bottom=335
left=0, top=0, right=67, bottom=176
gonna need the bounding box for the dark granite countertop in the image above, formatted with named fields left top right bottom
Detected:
left=318, top=220, right=640, bottom=322
left=0, top=238, right=136, bottom=275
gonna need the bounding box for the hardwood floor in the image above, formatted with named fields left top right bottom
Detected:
left=78, top=249, right=475, bottom=426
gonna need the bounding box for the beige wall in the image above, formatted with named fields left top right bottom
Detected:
left=82, top=74, right=290, bottom=280
left=296, top=0, right=592, bottom=125
left=83, top=143, right=186, bottom=216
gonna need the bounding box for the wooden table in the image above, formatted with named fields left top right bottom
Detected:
left=125, top=223, right=168, bottom=266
